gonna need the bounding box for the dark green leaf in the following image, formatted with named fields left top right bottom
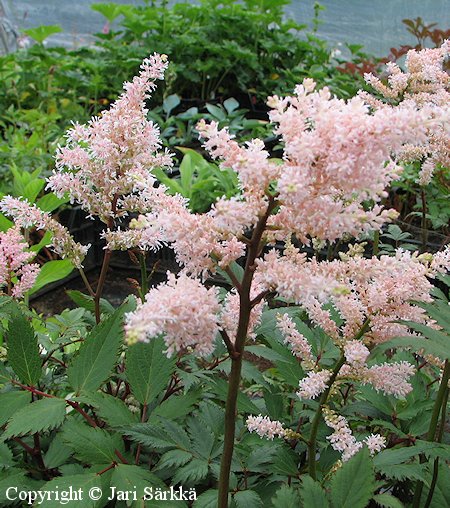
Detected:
left=61, top=420, right=125, bottom=464
left=68, top=297, right=135, bottom=393
left=233, top=490, right=263, bottom=508
left=126, top=337, right=175, bottom=405
left=3, top=397, right=66, bottom=438
left=0, top=391, right=30, bottom=427
left=7, top=312, right=42, bottom=385
left=330, top=448, right=375, bottom=508
left=300, top=476, right=330, bottom=507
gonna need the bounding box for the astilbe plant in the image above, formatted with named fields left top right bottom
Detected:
left=1, top=51, right=449, bottom=506
left=115, top=58, right=449, bottom=506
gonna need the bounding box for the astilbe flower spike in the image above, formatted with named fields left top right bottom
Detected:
left=47, top=53, right=172, bottom=234
left=125, top=273, right=221, bottom=357
left=0, top=197, right=88, bottom=268
left=323, top=408, right=386, bottom=462
left=361, top=41, right=450, bottom=185
left=0, top=226, right=40, bottom=298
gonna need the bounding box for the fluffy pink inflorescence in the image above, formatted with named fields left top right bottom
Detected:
left=276, top=313, right=315, bottom=370
left=48, top=53, right=172, bottom=225
left=297, top=370, right=332, bottom=400
left=364, top=434, right=387, bottom=456
left=324, top=409, right=385, bottom=461
left=294, top=249, right=445, bottom=346
left=125, top=273, right=221, bottom=357
left=0, top=226, right=40, bottom=298
left=246, top=414, right=286, bottom=440
left=362, top=41, right=449, bottom=186
left=0, top=197, right=89, bottom=268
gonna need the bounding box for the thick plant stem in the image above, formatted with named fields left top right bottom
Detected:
left=412, top=360, right=450, bottom=508
left=218, top=354, right=244, bottom=507
left=308, top=355, right=345, bottom=480
left=217, top=197, right=276, bottom=508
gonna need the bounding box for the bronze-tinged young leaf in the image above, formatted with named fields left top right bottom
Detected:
left=67, top=296, right=136, bottom=394
left=125, top=337, right=176, bottom=405
left=330, top=448, right=375, bottom=508
left=3, top=397, right=66, bottom=439
left=7, top=312, right=42, bottom=385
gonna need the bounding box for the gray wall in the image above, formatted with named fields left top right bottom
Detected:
left=3, top=0, right=450, bottom=56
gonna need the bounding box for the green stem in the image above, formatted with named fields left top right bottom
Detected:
left=308, top=355, right=345, bottom=480
left=308, top=320, right=370, bottom=480
left=412, top=360, right=450, bottom=508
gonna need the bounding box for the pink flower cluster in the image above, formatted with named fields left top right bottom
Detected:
left=246, top=415, right=286, bottom=440
left=0, top=197, right=89, bottom=268
left=125, top=273, right=221, bottom=357
left=48, top=53, right=172, bottom=225
left=0, top=226, right=40, bottom=298
left=323, top=408, right=386, bottom=461
left=362, top=41, right=449, bottom=185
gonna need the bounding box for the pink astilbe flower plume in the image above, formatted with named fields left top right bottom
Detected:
left=0, top=226, right=40, bottom=298
left=362, top=41, right=450, bottom=186
left=0, top=197, right=89, bottom=268
left=48, top=53, right=172, bottom=230
left=246, top=415, right=286, bottom=440
left=323, top=408, right=386, bottom=462
left=125, top=273, right=221, bottom=357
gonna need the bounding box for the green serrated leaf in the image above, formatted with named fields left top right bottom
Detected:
left=193, top=489, right=218, bottom=508
left=61, top=420, right=124, bottom=464
left=43, top=433, right=73, bottom=469
left=111, top=464, right=164, bottom=506
left=372, top=493, right=404, bottom=508
left=3, top=397, right=66, bottom=439
left=126, top=338, right=176, bottom=405
left=38, top=473, right=104, bottom=507
left=156, top=449, right=193, bottom=470
left=76, top=391, right=138, bottom=427
left=300, top=476, right=330, bottom=507
left=0, top=391, right=30, bottom=427
left=68, top=297, right=135, bottom=393
left=152, top=390, right=201, bottom=420
left=172, top=457, right=209, bottom=486
left=271, top=484, right=302, bottom=508
left=271, top=446, right=299, bottom=476
left=233, top=490, right=263, bottom=507
left=330, top=448, right=375, bottom=508
left=7, top=312, right=42, bottom=385
left=0, top=442, right=13, bottom=469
